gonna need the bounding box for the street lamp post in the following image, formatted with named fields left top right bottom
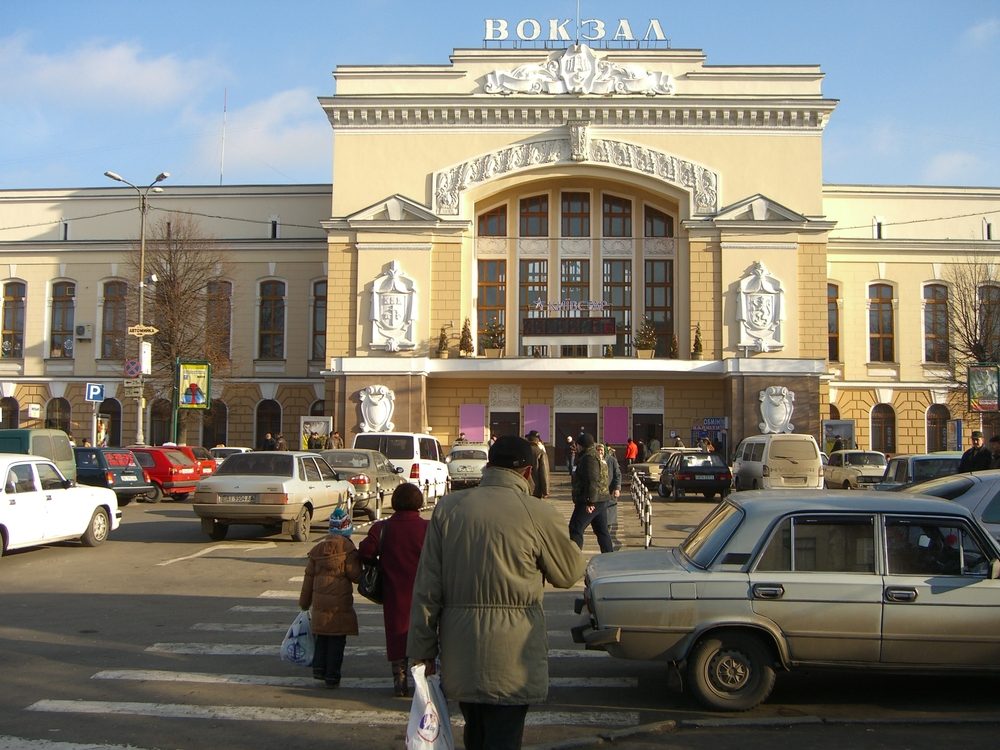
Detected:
left=104, top=170, right=169, bottom=445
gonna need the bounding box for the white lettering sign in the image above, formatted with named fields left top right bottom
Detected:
left=484, top=18, right=666, bottom=43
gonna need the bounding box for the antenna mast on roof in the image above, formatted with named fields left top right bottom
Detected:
left=576, top=0, right=581, bottom=44
left=218, top=88, right=227, bottom=186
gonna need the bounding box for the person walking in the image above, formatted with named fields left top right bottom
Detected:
left=597, top=442, right=622, bottom=537
left=275, top=433, right=288, bottom=451
left=260, top=432, right=277, bottom=451
left=959, top=430, right=991, bottom=472
left=647, top=435, right=660, bottom=454
left=357, top=483, right=429, bottom=697
left=527, top=430, right=549, bottom=498
left=569, top=433, right=614, bottom=554
left=565, top=435, right=576, bottom=474
left=298, top=507, right=362, bottom=689
left=408, top=435, right=586, bottom=750
left=624, top=438, right=638, bottom=470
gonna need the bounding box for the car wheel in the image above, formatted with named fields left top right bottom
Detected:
left=145, top=484, right=163, bottom=503
left=81, top=507, right=111, bottom=547
left=173, top=492, right=190, bottom=503
left=842, top=480, right=851, bottom=490
left=703, top=491, right=715, bottom=500
left=687, top=632, right=776, bottom=712
left=657, top=482, right=669, bottom=498
left=292, top=506, right=312, bottom=542
left=672, top=484, right=684, bottom=501
left=208, top=521, right=229, bottom=541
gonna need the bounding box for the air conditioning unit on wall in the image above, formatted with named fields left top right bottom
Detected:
left=75, top=324, right=93, bottom=340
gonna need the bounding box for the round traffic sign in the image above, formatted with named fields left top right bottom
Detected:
left=124, top=359, right=142, bottom=378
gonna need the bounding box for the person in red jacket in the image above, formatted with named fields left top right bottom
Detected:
left=624, top=438, right=639, bottom=469
left=358, top=483, right=429, bottom=696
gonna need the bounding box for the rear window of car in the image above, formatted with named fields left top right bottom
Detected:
left=133, top=452, right=154, bottom=468
left=322, top=451, right=371, bottom=469
left=383, top=437, right=416, bottom=460
left=907, top=475, right=976, bottom=500
left=912, top=458, right=961, bottom=481
left=162, top=449, right=195, bottom=466
left=216, top=452, right=294, bottom=477
left=770, top=440, right=817, bottom=460
left=681, top=453, right=726, bottom=468
left=105, top=451, right=137, bottom=468
left=449, top=449, right=488, bottom=461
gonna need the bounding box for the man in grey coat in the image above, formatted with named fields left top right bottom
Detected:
left=408, top=435, right=586, bottom=749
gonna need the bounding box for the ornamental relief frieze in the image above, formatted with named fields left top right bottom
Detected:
left=434, top=138, right=718, bottom=217
left=517, top=238, right=549, bottom=257
left=601, top=239, right=632, bottom=257
left=644, top=238, right=675, bottom=257
left=476, top=237, right=508, bottom=257
left=559, top=238, right=591, bottom=257
left=554, top=385, right=599, bottom=410
left=489, top=384, right=521, bottom=411
left=633, top=386, right=663, bottom=413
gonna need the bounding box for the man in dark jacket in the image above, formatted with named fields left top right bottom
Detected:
left=959, top=431, right=992, bottom=472
left=527, top=430, right=549, bottom=498
left=569, top=433, right=613, bottom=553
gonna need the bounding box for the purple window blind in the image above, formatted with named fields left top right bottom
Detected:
left=524, top=404, right=550, bottom=443
left=459, top=404, right=486, bottom=442
left=603, top=406, right=629, bottom=444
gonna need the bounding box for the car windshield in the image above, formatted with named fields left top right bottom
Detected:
left=845, top=452, right=887, bottom=467
left=644, top=451, right=666, bottom=464
left=912, top=458, right=961, bottom=481
left=450, top=449, right=488, bottom=461
left=321, top=451, right=371, bottom=469
left=680, top=500, right=745, bottom=569
left=215, top=453, right=294, bottom=477
left=906, top=474, right=977, bottom=499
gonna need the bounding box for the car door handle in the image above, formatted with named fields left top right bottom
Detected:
left=885, top=587, right=918, bottom=602
left=752, top=584, right=785, bottom=599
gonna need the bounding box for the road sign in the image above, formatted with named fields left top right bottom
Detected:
left=121, top=382, right=144, bottom=398
left=84, top=383, right=105, bottom=402
left=128, top=324, right=159, bottom=337
left=124, top=358, right=142, bottom=378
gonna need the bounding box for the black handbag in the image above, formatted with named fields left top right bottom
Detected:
left=358, top=523, right=385, bottom=604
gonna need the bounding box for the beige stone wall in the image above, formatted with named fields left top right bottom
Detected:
left=798, top=243, right=829, bottom=359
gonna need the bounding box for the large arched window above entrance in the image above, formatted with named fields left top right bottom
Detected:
left=99, top=399, right=121, bottom=447
left=256, top=399, right=282, bottom=449
left=1, top=396, right=18, bottom=429
left=45, top=397, right=72, bottom=434
left=871, top=404, right=896, bottom=454
left=926, top=404, right=949, bottom=452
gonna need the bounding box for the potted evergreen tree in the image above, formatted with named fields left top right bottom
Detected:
left=692, top=323, right=704, bottom=360
left=459, top=318, right=474, bottom=357
left=669, top=331, right=679, bottom=359
left=634, top=316, right=657, bottom=359
left=481, top=317, right=505, bottom=358
left=437, top=324, right=450, bottom=358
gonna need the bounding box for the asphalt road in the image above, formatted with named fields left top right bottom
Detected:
left=1, top=478, right=999, bottom=750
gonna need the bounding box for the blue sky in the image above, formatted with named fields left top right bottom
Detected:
left=1, top=0, right=997, bottom=190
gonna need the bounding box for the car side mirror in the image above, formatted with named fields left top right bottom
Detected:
left=991, top=559, right=1000, bottom=580
left=63, top=479, right=74, bottom=489
left=393, top=465, right=404, bottom=474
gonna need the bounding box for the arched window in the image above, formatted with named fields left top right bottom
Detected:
left=2, top=281, right=25, bottom=359
left=602, top=195, right=632, bottom=238
left=310, top=400, right=325, bottom=416
left=871, top=404, right=896, bottom=454
left=311, top=280, right=327, bottom=362
left=644, top=206, right=674, bottom=238
left=202, top=400, right=228, bottom=448
left=923, top=284, right=949, bottom=363
left=45, top=397, right=71, bottom=434
left=830, top=404, right=841, bottom=421
left=478, top=205, right=507, bottom=237
left=979, top=284, right=1000, bottom=362
left=150, top=399, right=172, bottom=446
left=101, top=280, right=128, bottom=360
left=0, top=396, right=18, bottom=429
left=258, top=280, right=285, bottom=360
left=926, top=404, right=949, bottom=452
left=98, top=399, right=122, bottom=447
left=256, top=399, right=282, bottom=449
left=50, top=281, right=75, bottom=359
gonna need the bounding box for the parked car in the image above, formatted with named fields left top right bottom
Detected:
left=165, top=444, right=217, bottom=478
left=824, top=450, right=888, bottom=490
left=658, top=451, right=732, bottom=500
left=732, top=434, right=824, bottom=490
left=320, top=448, right=405, bottom=520
left=210, top=446, right=252, bottom=461
left=631, top=448, right=700, bottom=489
left=904, top=469, right=1000, bottom=542
left=191, top=451, right=353, bottom=541
left=351, top=431, right=448, bottom=499
left=127, top=446, right=200, bottom=502
left=445, top=442, right=490, bottom=489
left=874, top=451, right=962, bottom=490
left=572, top=490, right=1000, bottom=711
left=74, top=447, right=155, bottom=506
left=0, top=428, right=77, bottom=481
left=0, top=453, right=120, bottom=555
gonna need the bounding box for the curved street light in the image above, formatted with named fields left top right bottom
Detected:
left=104, top=170, right=170, bottom=445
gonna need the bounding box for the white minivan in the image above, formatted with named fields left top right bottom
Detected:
left=351, top=432, right=449, bottom=498
left=732, top=433, right=824, bottom=490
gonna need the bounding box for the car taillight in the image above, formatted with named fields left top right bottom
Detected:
left=143, top=470, right=151, bottom=482
left=676, top=472, right=694, bottom=481
left=723, top=471, right=733, bottom=481
left=349, top=475, right=370, bottom=487
left=259, top=493, right=291, bottom=504
left=106, top=470, right=115, bottom=485
left=409, top=463, right=420, bottom=479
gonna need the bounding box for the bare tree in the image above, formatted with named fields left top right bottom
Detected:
left=130, top=213, right=232, bottom=442
left=945, top=254, right=1000, bottom=365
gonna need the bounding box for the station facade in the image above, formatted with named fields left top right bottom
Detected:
left=0, top=33, right=998, bottom=459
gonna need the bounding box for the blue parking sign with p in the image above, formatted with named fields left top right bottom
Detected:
left=85, top=383, right=105, bottom=402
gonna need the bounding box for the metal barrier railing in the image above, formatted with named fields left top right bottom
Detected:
left=629, top=468, right=653, bottom=548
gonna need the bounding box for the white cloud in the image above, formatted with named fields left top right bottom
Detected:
left=921, top=151, right=982, bottom=184
left=963, top=18, right=1000, bottom=48
left=0, top=33, right=219, bottom=110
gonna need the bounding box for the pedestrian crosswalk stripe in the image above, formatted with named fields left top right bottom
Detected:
left=93, top=669, right=637, bottom=690
left=147, top=643, right=606, bottom=659
left=191, top=622, right=573, bottom=638
left=0, top=736, right=158, bottom=750
left=27, top=700, right=638, bottom=728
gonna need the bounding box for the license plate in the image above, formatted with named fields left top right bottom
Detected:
left=121, top=475, right=136, bottom=482
left=222, top=494, right=255, bottom=503
left=696, top=474, right=713, bottom=480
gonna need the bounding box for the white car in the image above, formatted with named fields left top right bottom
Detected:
left=191, top=451, right=354, bottom=541
left=824, top=450, right=888, bottom=490
left=0, top=453, right=120, bottom=556
left=445, top=442, right=490, bottom=489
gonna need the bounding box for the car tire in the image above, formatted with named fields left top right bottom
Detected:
left=292, top=507, right=312, bottom=542
left=672, top=484, right=683, bottom=501
left=842, top=481, right=851, bottom=490
left=117, top=496, right=133, bottom=507
left=145, top=484, right=163, bottom=503
left=173, top=492, right=190, bottom=503
left=207, top=521, right=229, bottom=541
left=657, top=482, right=669, bottom=498
left=703, top=491, right=715, bottom=500
left=80, top=507, right=111, bottom=547
left=687, top=632, right=776, bottom=712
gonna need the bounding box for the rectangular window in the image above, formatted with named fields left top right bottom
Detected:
left=560, top=259, right=590, bottom=357
left=868, top=284, right=894, bottom=362
left=757, top=515, right=876, bottom=573
left=50, top=281, right=75, bottom=359
left=259, top=280, right=285, bottom=360
left=886, top=518, right=986, bottom=577
left=602, top=195, right=632, bottom=238
left=923, top=284, right=949, bottom=363
left=561, top=192, right=590, bottom=238
left=101, top=280, right=128, bottom=359
left=477, top=206, right=507, bottom=237
left=979, top=285, right=1000, bottom=362
left=519, top=196, right=548, bottom=237
left=270, top=219, right=279, bottom=239
left=519, top=260, right=547, bottom=356
left=644, top=260, right=673, bottom=357
left=603, top=259, right=632, bottom=356
left=207, top=280, right=232, bottom=360
left=2, top=281, right=25, bottom=359
left=644, top=206, right=674, bottom=238
left=477, top=260, right=506, bottom=354
left=828, top=284, right=840, bottom=362
left=311, top=280, right=327, bottom=362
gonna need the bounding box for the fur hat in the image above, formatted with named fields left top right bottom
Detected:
left=328, top=507, right=352, bottom=537
left=488, top=435, right=535, bottom=469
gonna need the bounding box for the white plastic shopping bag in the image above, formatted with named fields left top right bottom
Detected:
left=279, top=610, right=315, bottom=667
left=405, top=662, right=455, bottom=750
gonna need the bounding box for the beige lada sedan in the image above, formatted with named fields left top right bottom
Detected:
left=572, top=491, right=1000, bottom=711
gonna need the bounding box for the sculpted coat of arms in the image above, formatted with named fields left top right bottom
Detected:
left=759, top=386, right=795, bottom=434
left=738, top=261, right=784, bottom=352
left=359, top=385, right=396, bottom=432
left=370, top=261, right=417, bottom=351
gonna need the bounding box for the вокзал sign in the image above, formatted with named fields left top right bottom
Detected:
left=484, top=18, right=667, bottom=44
